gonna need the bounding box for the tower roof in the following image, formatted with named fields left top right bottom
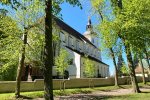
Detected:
left=83, top=17, right=93, bottom=36
left=87, top=17, right=91, bottom=26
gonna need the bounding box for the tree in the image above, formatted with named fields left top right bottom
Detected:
left=84, top=56, right=95, bottom=88
left=109, top=0, right=150, bottom=92
left=55, top=48, right=70, bottom=91
left=0, top=14, right=21, bottom=81
left=91, top=0, right=120, bottom=86
left=91, top=0, right=150, bottom=93
left=13, top=0, right=44, bottom=98
left=117, top=53, right=125, bottom=76
left=44, top=0, right=82, bottom=99
left=139, top=57, right=146, bottom=84
left=44, top=0, right=53, bottom=99
left=0, top=0, right=45, bottom=97
left=132, top=46, right=147, bottom=84
left=144, top=48, right=150, bottom=73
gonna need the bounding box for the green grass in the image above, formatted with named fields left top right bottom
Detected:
left=0, top=85, right=131, bottom=100
left=0, top=83, right=148, bottom=100
left=0, top=91, right=44, bottom=100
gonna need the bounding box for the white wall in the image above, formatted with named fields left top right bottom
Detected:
left=74, top=52, right=81, bottom=78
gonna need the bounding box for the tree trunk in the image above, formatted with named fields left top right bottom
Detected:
left=125, top=45, right=140, bottom=93
left=44, top=0, right=53, bottom=100
left=110, top=48, right=119, bottom=86
left=139, top=58, right=146, bottom=84
left=62, top=75, right=65, bottom=91
left=15, top=30, right=27, bottom=98
left=144, top=48, right=150, bottom=73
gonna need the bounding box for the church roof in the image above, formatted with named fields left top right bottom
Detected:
left=53, top=16, right=96, bottom=48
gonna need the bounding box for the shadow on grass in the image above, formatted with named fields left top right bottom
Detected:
left=140, top=91, right=150, bottom=93
left=56, top=94, right=127, bottom=100
left=14, top=95, right=33, bottom=99
left=56, top=94, right=106, bottom=100
left=55, top=90, right=150, bottom=100
left=118, top=85, right=126, bottom=89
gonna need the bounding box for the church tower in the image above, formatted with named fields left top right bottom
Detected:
left=83, top=17, right=99, bottom=48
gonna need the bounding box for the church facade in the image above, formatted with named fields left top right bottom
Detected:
left=53, top=17, right=109, bottom=78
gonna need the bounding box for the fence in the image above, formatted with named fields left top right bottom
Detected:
left=0, top=76, right=149, bottom=93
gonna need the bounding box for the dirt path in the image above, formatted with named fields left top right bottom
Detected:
left=54, top=86, right=150, bottom=100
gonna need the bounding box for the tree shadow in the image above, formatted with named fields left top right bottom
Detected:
left=140, top=91, right=150, bottom=93
left=57, top=94, right=106, bottom=100
left=118, top=85, right=126, bottom=89
left=98, top=89, right=112, bottom=92
left=14, top=95, right=33, bottom=99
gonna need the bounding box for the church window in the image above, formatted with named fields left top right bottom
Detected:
left=76, top=40, right=80, bottom=50
left=60, top=32, right=65, bottom=42
left=96, top=51, right=99, bottom=58
left=68, top=58, right=74, bottom=65
left=79, top=41, right=82, bottom=51
left=71, top=37, right=74, bottom=47
left=86, top=45, right=89, bottom=53
left=82, top=43, right=86, bottom=53
left=69, top=36, right=73, bottom=47
left=94, top=49, right=96, bottom=57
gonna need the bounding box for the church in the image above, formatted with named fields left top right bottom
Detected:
left=53, top=16, right=109, bottom=78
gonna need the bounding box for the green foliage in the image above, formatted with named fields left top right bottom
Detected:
left=111, top=0, right=150, bottom=50
left=55, top=49, right=70, bottom=77
left=84, top=56, right=95, bottom=78
left=92, top=0, right=150, bottom=68
left=121, top=64, right=129, bottom=76
left=0, top=14, right=21, bottom=80
left=0, top=0, right=45, bottom=80
left=117, top=54, right=126, bottom=76
left=0, top=64, right=17, bottom=81
left=25, top=29, right=44, bottom=67
left=94, top=0, right=150, bottom=54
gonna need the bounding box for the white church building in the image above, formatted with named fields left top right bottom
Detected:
left=53, top=16, right=109, bottom=78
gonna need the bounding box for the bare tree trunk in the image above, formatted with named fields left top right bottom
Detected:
left=110, top=48, right=119, bottom=86
left=15, top=30, right=27, bottom=98
left=44, top=0, right=53, bottom=100
left=125, top=45, right=140, bottom=93
left=139, top=58, right=146, bottom=84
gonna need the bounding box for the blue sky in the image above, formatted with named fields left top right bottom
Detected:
left=60, top=2, right=116, bottom=75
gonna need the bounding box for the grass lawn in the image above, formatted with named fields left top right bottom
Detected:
left=0, top=85, right=129, bottom=100
left=0, top=83, right=149, bottom=100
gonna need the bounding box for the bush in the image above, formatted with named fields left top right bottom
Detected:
left=0, top=64, right=17, bottom=81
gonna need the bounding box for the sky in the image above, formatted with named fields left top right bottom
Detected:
left=60, top=1, right=116, bottom=75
